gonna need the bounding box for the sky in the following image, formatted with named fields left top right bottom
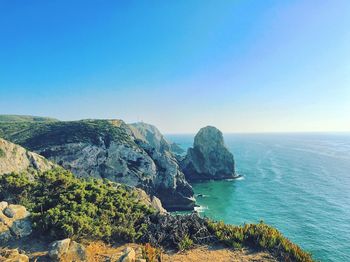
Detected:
left=0, top=1, right=349, bottom=133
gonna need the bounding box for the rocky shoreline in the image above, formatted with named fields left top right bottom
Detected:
left=0, top=116, right=314, bottom=262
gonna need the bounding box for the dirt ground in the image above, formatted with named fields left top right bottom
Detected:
left=162, top=244, right=277, bottom=262
left=3, top=237, right=278, bottom=262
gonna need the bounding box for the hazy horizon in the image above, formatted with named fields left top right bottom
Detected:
left=1, top=1, right=349, bottom=133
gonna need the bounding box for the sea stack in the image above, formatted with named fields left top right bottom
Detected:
left=181, top=126, right=236, bottom=181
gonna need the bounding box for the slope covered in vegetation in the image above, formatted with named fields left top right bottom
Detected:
left=0, top=169, right=155, bottom=242
left=0, top=114, right=58, bottom=123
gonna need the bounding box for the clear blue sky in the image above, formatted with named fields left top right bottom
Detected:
left=1, top=1, right=349, bottom=133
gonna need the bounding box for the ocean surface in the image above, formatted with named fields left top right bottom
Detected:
left=166, top=133, right=350, bottom=262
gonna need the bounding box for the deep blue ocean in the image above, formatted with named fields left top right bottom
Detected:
left=166, top=133, right=350, bottom=262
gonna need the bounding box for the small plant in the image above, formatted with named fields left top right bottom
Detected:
left=0, top=148, right=5, bottom=158
left=207, top=220, right=314, bottom=262
left=178, top=234, right=193, bottom=252
left=141, top=243, right=162, bottom=262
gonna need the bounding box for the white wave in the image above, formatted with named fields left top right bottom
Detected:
left=194, top=205, right=209, bottom=213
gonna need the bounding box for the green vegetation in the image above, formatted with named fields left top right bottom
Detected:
left=0, top=114, right=58, bottom=123
left=0, top=119, right=134, bottom=151
left=208, top=221, right=314, bottom=262
left=0, top=169, right=155, bottom=242
left=178, top=234, right=194, bottom=251
left=0, top=148, right=5, bottom=158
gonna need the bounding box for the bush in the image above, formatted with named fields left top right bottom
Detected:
left=141, top=243, right=162, bottom=262
left=207, top=221, right=314, bottom=262
left=0, top=169, right=156, bottom=242
left=178, top=234, right=193, bottom=251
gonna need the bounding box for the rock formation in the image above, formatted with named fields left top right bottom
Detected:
left=0, top=248, right=29, bottom=262
left=181, top=126, right=236, bottom=181
left=129, top=122, right=184, bottom=154
left=0, top=202, right=32, bottom=243
left=0, top=138, right=56, bottom=176
left=0, top=120, right=195, bottom=211
left=134, top=188, right=167, bottom=214
left=48, top=238, right=87, bottom=261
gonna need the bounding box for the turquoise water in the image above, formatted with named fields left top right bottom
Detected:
left=167, top=133, right=350, bottom=262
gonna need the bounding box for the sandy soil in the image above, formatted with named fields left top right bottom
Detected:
left=162, top=244, right=277, bottom=262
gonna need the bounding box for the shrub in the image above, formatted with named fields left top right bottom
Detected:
left=141, top=243, right=162, bottom=262
left=0, top=169, right=156, bottom=242
left=178, top=234, right=193, bottom=252
left=207, top=221, right=314, bottom=262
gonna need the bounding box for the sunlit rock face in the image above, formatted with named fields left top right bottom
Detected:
left=0, top=120, right=195, bottom=211
left=181, top=126, right=236, bottom=181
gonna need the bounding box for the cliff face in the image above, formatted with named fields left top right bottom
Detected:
left=0, top=138, right=56, bottom=176
left=129, top=122, right=194, bottom=210
left=128, top=122, right=184, bottom=154
left=0, top=120, right=194, bottom=211
left=181, top=126, right=236, bottom=181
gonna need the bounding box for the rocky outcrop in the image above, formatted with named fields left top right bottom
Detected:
left=134, top=188, right=167, bottom=214
left=129, top=123, right=194, bottom=210
left=48, top=238, right=87, bottom=261
left=118, top=247, right=136, bottom=262
left=0, top=202, right=32, bottom=243
left=0, top=248, right=29, bottom=262
left=0, top=138, right=56, bottom=176
left=0, top=120, right=194, bottom=211
left=181, top=126, right=236, bottom=181
left=129, top=122, right=184, bottom=155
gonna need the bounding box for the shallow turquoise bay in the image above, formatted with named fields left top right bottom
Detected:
left=167, top=133, right=350, bottom=262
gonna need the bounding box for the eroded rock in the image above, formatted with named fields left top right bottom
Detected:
left=118, top=247, right=136, bottom=262
left=0, top=138, right=56, bottom=176
left=0, top=248, right=29, bottom=262
left=0, top=204, right=32, bottom=242
left=181, top=126, right=236, bottom=181
left=48, top=238, right=87, bottom=261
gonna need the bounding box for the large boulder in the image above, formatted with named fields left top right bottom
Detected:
left=118, top=247, right=136, bottom=262
left=181, top=126, right=236, bottom=181
left=0, top=202, right=32, bottom=242
left=134, top=188, right=167, bottom=214
left=0, top=138, right=56, bottom=176
left=0, top=248, right=29, bottom=262
left=48, top=238, right=87, bottom=261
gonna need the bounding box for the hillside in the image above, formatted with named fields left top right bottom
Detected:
left=0, top=119, right=195, bottom=211
left=0, top=114, right=59, bottom=122
left=0, top=138, right=56, bottom=175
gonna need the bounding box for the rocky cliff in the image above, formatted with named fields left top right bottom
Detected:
left=0, top=138, right=56, bottom=175
left=181, top=126, right=236, bottom=181
left=129, top=122, right=184, bottom=154
left=0, top=120, right=195, bottom=211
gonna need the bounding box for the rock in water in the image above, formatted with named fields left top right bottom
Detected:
left=181, top=126, right=236, bottom=181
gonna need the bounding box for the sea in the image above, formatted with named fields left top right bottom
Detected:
left=166, top=133, right=350, bottom=262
